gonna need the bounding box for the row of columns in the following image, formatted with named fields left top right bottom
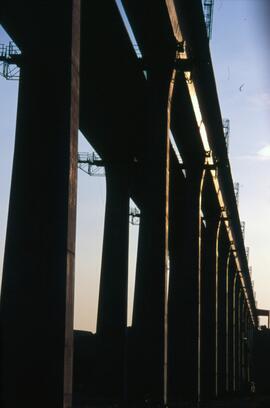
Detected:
left=0, top=7, right=255, bottom=407
left=94, top=154, right=254, bottom=406
left=93, top=66, right=255, bottom=405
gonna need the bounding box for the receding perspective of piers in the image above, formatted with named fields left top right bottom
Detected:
left=0, top=0, right=268, bottom=407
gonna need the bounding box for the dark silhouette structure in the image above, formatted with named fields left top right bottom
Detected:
left=0, top=1, right=266, bottom=407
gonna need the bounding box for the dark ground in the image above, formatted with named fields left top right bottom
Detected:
left=198, top=395, right=270, bottom=407
left=73, top=330, right=270, bottom=408
left=73, top=395, right=270, bottom=408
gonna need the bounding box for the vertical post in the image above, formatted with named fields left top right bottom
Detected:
left=238, top=290, right=243, bottom=392
left=235, top=277, right=242, bottom=393
left=247, top=314, right=254, bottom=384
left=246, top=316, right=251, bottom=383
left=233, top=274, right=240, bottom=392
left=215, top=219, right=222, bottom=396
left=0, top=2, right=80, bottom=408
left=97, top=165, right=130, bottom=335
left=164, top=69, right=177, bottom=408
left=96, top=164, right=130, bottom=401
left=167, top=163, right=204, bottom=403
left=200, top=173, right=220, bottom=401
left=168, top=153, right=189, bottom=404
left=226, top=257, right=236, bottom=394
left=131, top=62, right=175, bottom=404
left=216, top=221, right=230, bottom=397
left=241, top=301, right=248, bottom=391
left=65, top=4, right=81, bottom=406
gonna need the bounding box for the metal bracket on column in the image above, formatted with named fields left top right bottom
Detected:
left=0, top=42, right=21, bottom=80
left=203, top=0, right=215, bottom=40
left=203, top=163, right=217, bottom=170
left=220, top=216, right=228, bottom=221
left=178, top=163, right=186, bottom=170
left=204, top=151, right=220, bottom=170
left=230, top=241, right=237, bottom=253
left=129, top=207, right=140, bottom=225
left=241, top=221, right=246, bottom=241
left=137, top=54, right=193, bottom=74
left=174, top=58, right=193, bottom=72
left=137, top=57, right=145, bottom=70
left=78, top=152, right=139, bottom=226
left=178, top=162, right=216, bottom=171
left=77, top=152, right=105, bottom=176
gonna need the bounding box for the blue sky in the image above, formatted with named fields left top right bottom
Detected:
left=0, top=0, right=269, bottom=330
left=210, top=0, right=270, bottom=324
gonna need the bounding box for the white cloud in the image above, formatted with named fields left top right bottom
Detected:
left=232, top=144, right=270, bottom=161
left=257, top=145, right=270, bottom=160
left=248, top=92, right=270, bottom=110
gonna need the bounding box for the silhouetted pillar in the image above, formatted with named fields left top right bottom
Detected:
left=200, top=173, right=220, bottom=401
left=247, top=316, right=255, bottom=384
left=216, top=222, right=230, bottom=397
left=246, top=315, right=251, bottom=383
left=226, top=256, right=236, bottom=394
left=240, top=300, right=249, bottom=392
left=131, top=63, right=175, bottom=404
left=237, top=288, right=244, bottom=392
left=96, top=164, right=130, bottom=401
left=0, top=3, right=80, bottom=407
left=97, top=165, right=130, bottom=334
left=233, top=276, right=240, bottom=392
left=167, top=152, right=188, bottom=405
left=168, top=164, right=204, bottom=403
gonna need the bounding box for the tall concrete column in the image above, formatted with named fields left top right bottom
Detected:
left=237, top=289, right=244, bottom=392
left=167, top=164, right=204, bottom=403
left=0, top=3, right=80, bottom=407
left=167, top=153, right=189, bottom=405
left=200, top=174, right=220, bottom=401
left=216, top=222, right=230, bottom=397
left=241, top=300, right=249, bottom=391
left=246, top=315, right=251, bottom=383
left=247, top=315, right=255, bottom=384
left=97, top=165, right=130, bottom=334
left=131, top=63, right=175, bottom=404
left=96, top=164, right=130, bottom=401
left=226, top=257, right=236, bottom=394
left=233, top=276, right=241, bottom=392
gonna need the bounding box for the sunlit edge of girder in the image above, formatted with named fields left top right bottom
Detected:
left=165, top=0, right=256, bottom=327
left=114, top=0, right=143, bottom=58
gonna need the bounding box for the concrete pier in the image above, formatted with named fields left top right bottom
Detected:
left=0, top=2, right=80, bottom=407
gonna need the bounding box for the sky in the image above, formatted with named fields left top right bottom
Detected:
left=210, top=0, right=270, bottom=325
left=0, top=0, right=270, bottom=330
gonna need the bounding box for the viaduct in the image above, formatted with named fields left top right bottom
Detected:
left=0, top=0, right=267, bottom=407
